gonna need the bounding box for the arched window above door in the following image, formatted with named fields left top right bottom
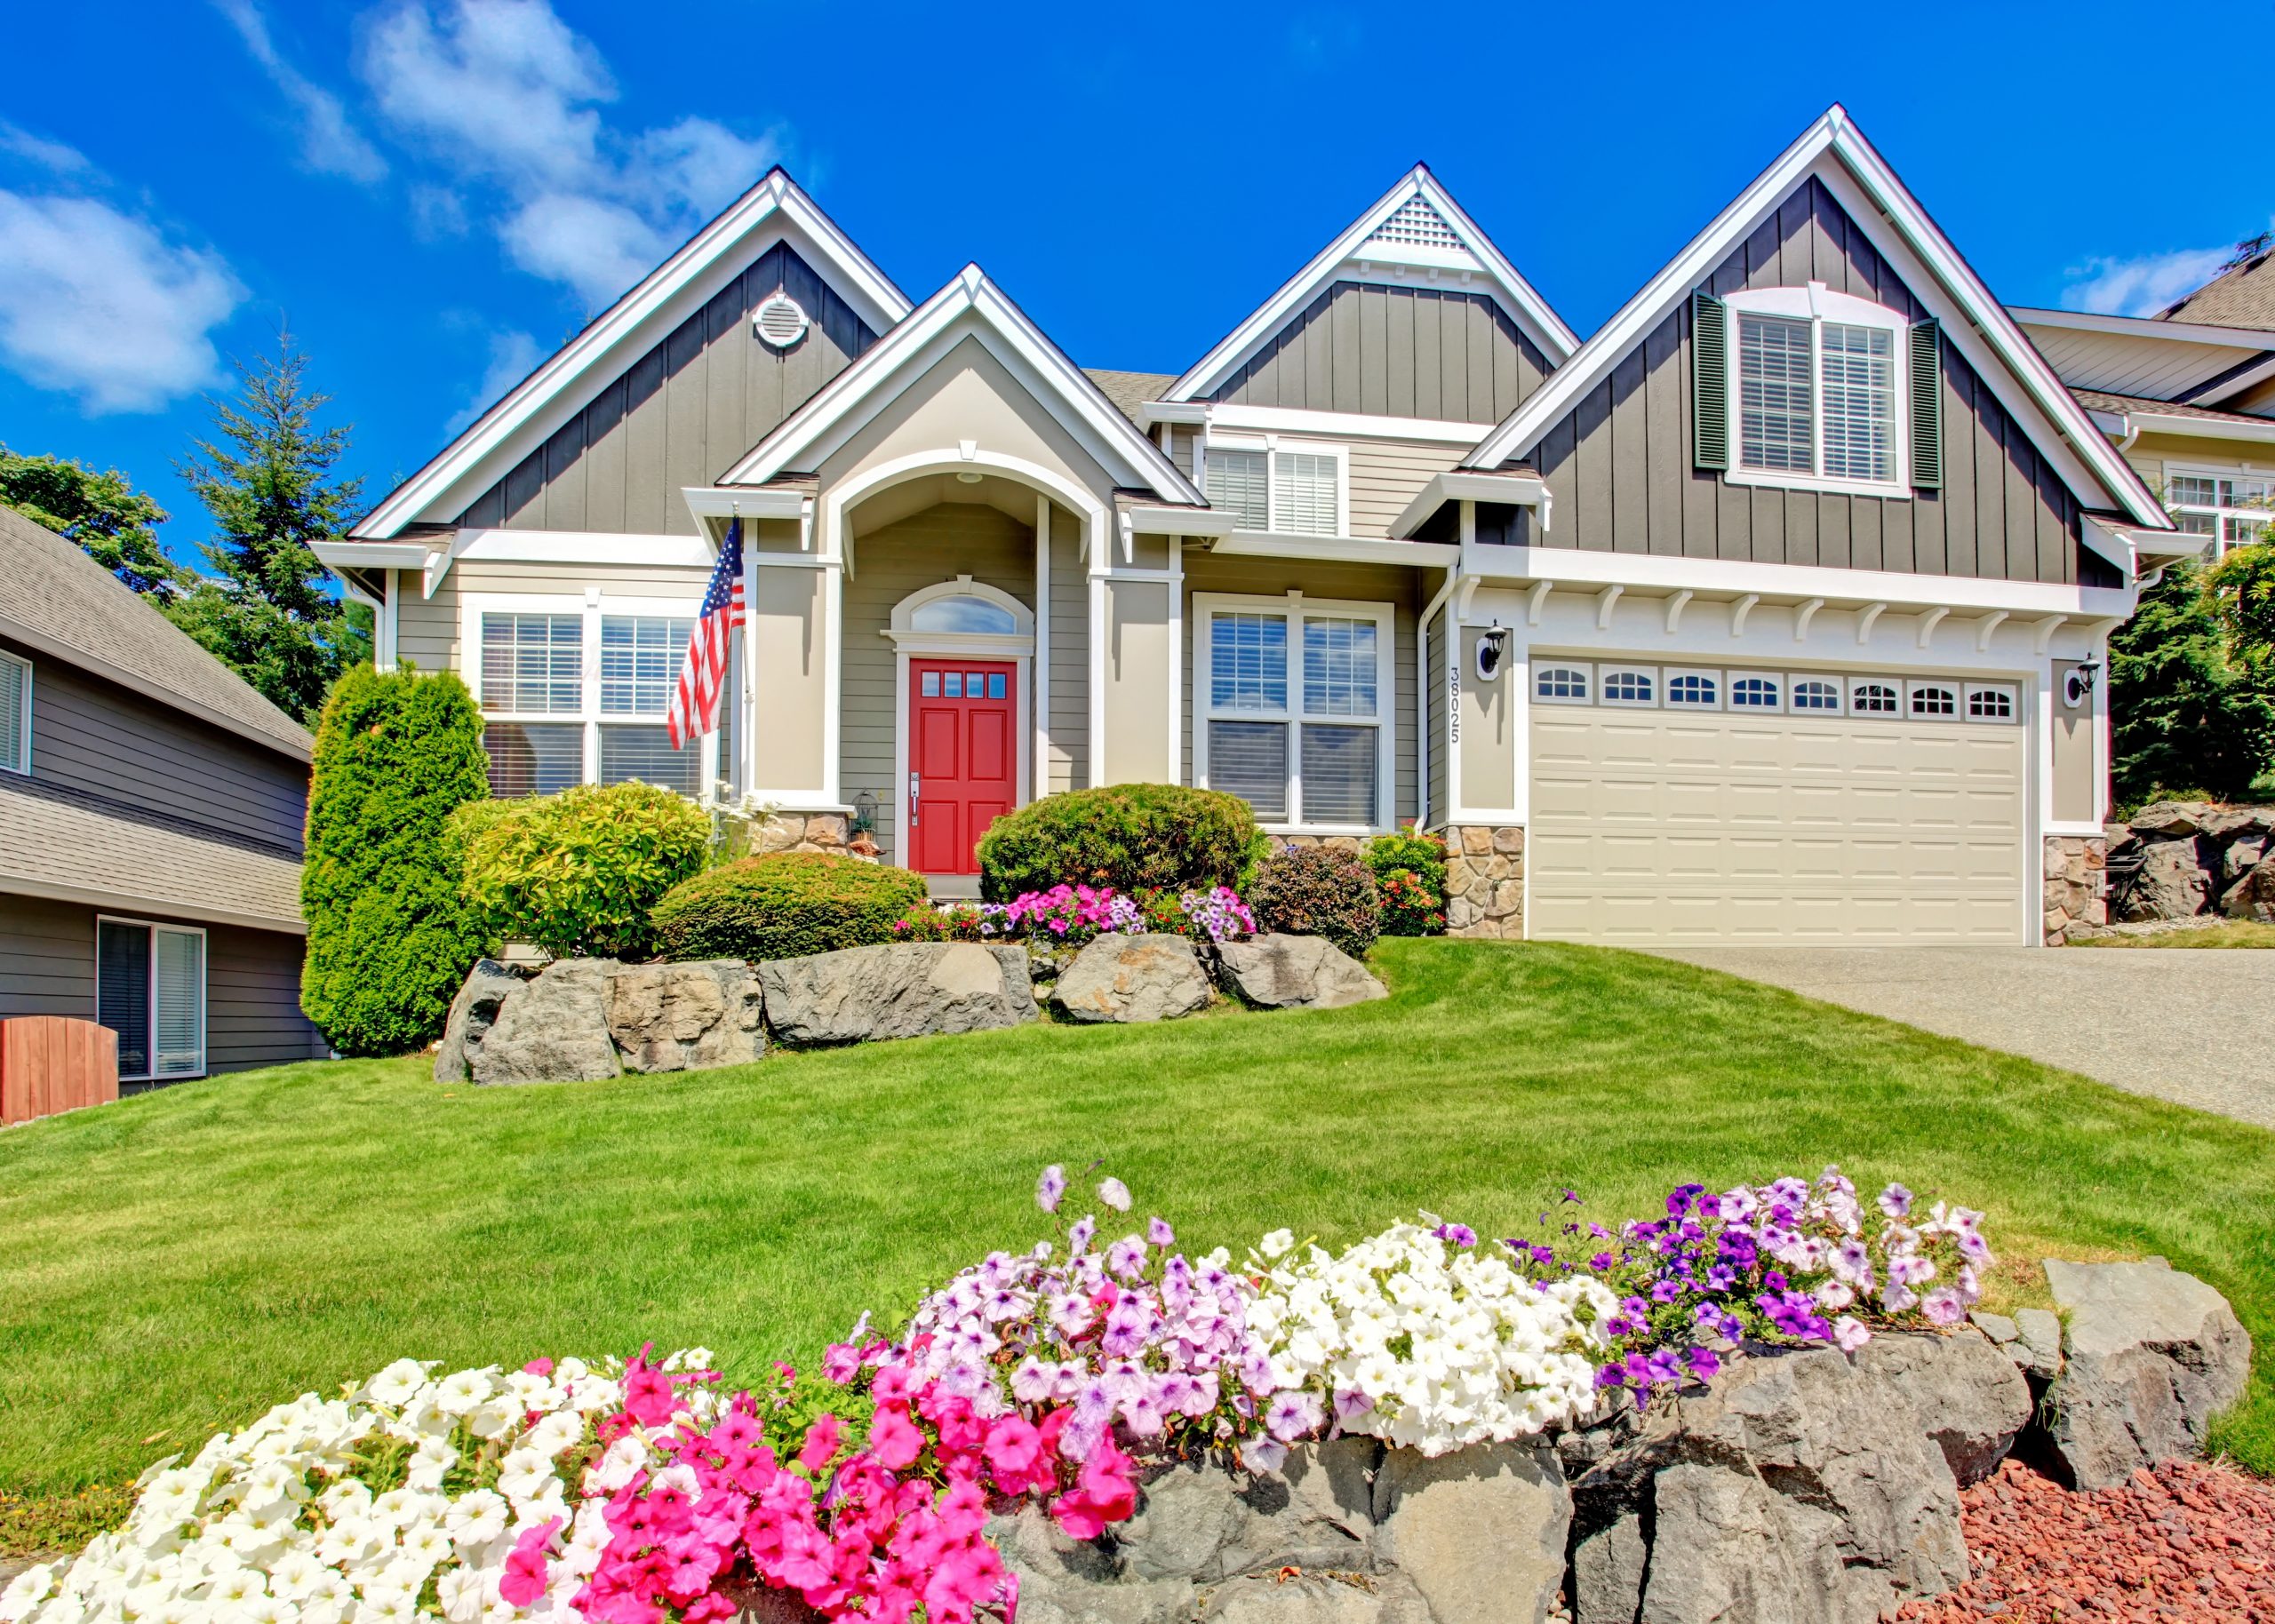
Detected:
left=910, top=594, right=1018, bottom=634
left=886, top=576, right=1034, bottom=654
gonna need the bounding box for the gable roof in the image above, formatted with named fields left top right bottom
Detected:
left=2159, top=245, right=2275, bottom=330
left=1158, top=164, right=1578, bottom=405
left=0, top=504, right=312, bottom=760
left=2009, top=306, right=2275, bottom=407
left=1085, top=370, right=1178, bottom=428
left=353, top=170, right=913, bottom=539
left=721, top=267, right=1203, bottom=503
left=1461, top=107, right=2171, bottom=531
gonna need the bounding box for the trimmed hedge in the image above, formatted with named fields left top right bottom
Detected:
left=451, top=782, right=712, bottom=961
left=976, top=784, right=1267, bottom=903
left=1251, top=846, right=1383, bottom=959
left=651, top=852, right=930, bottom=964
left=301, top=665, right=492, bottom=1055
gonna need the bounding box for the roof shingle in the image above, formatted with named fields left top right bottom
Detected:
left=2159, top=251, right=2275, bottom=331
left=1082, top=370, right=1177, bottom=428
left=0, top=775, right=304, bottom=931
left=2071, top=387, right=2275, bottom=426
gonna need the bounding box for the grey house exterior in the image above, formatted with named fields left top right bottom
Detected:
left=323, top=110, right=2194, bottom=949
left=0, top=505, right=327, bottom=1082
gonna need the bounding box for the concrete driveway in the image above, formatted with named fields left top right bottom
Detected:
left=1655, top=945, right=2275, bottom=1131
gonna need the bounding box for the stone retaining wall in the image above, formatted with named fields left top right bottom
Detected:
left=2042, top=833, right=2108, bottom=944
left=1442, top=824, right=1525, bottom=939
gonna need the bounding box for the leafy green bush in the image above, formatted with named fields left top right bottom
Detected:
left=451, top=782, right=711, bottom=961
left=1250, top=846, right=1382, bottom=958
left=976, top=784, right=1268, bottom=903
left=1365, top=829, right=1449, bottom=936
left=2110, top=559, right=2275, bottom=807
left=301, top=665, right=491, bottom=1055
left=651, top=852, right=930, bottom=963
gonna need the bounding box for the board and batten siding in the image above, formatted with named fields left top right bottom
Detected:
left=1209, top=281, right=1552, bottom=425
left=4, top=633, right=307, bottom=854
left=1489, top=179, right=2111, bottom=588
left=457, top=243, right=879, bottom=537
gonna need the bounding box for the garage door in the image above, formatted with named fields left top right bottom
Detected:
left=1527, top=659, right=2026, bottom=944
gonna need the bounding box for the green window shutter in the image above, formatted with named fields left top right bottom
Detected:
left=1691, top=291, right=1728, bottom=471
left=1909, top=319, right=1944, bottom=490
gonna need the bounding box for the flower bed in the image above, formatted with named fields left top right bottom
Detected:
left=890, top=884, right=1254, bottom=949
left=2, top=1167, right=2006, bottom=1624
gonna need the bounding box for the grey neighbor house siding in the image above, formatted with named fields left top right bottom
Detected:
left=459, top=243, right=881, bottom=537
left=1210, top=282, right=1553, bottom=424
left=1484, top=179, right=2115, bottom=588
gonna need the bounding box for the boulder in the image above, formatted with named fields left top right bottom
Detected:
left=470, top=958, right=623, bottom=1085
left=2013, top=1309, right=2064, bottom=1380
left=757, top=943, right=1036, bottom=1045
left=2222, top=853, right=2275, bottom=922
left=2199, top=807, right=2273, bottom=841
left=1213, top=934, right=1389, bottom=1011
left=2223, top=835, right=2268, bottom=885
left=433, top=959, right=527, bottom=1083
left=1851, top=1328, right=2032, bottom=1485
left=1570, top=1511, right=1647, bottom=1624
left=1051, top=934, right=1213, bottom=1023
left=1371, top=1441, right=1569, bottom=1624
left=2122, top=837, right=2211, bottom=919
left=1640, top=1463, right=1876, bottom=1624
left=603, top=960, right=763, bottom=1072
left=2041, top=1258, right=2253, bottom=1490
left=2127, top=800, right=2212, bottom=837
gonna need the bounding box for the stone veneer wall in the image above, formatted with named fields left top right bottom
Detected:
left=735, top=812, right=878, bottom=861
left=1442, top=825, right=1525, bottom=940
left=2043, top=834, right=2108, bottom=944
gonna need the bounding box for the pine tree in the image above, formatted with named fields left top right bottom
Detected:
left=0, top=445, right=181, bottom=596
left=169, top=333, right=371, bottom=720
left=2108, top=557, right=2275, bottom=807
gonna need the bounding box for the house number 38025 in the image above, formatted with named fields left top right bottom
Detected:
left=1448, top=659, right=1460, bottom=746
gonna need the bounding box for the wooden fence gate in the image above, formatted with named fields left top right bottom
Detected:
left=0, top=1016, right=120, bottom=1126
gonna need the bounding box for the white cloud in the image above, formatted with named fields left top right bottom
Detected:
left=0, top=120, right=92, bottom=176
left=445, top=327, right=542, bottom=434
left=2062, top=245, right=2236, bottom=318
left=0, top=190, right=246, bottom=413
left=357, top=0, right=778, bottom=307
left=212, top=0, right=389, bottom=184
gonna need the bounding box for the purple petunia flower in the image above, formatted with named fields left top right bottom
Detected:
left=1432, top=1222, right=1479, bottom=1248
left=1148, top=1216, right=1175, bottom=1247
left=1878, top=1182, right=1914, bottom=1220
left=1264, top=1389, right=1324, bottom=1443
left=1682, top=1346, right=1720, bottom=1383
left=1037, top=1164, right=1067, bottom=1214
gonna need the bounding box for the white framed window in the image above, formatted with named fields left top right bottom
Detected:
left=1791, top=677, right=1842, bottom=712
left=1727, top=283, right=1909, bottom=498
left=1599, top=665, right=1657, bottom=706
left=96, top=917, right=204, bottom=1082
left=2164, top=466, right=2272, bottom=556
left=1965, top=682, right=2017, bottom=722
left=1664, top=668, right=1721, bottom=708
left=1534, top=664, right=1592, bottom=704
left=1728, top=671, right=1783, bottom=712
left=469, top=594, right=714, bottom=800
left=1907, top=680, right=1959, bottom=720
left=1200, top=436, right=1348, bottom=537
left=1194, top=593, right=1393, bottom=832
left=1848, top=679, right=1902, bottom=716
left=0, top=648, right=28, bottom=774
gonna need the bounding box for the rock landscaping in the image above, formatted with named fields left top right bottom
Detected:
left=2096, top=799, right=2275, bottom=928
left=1213, top=933, right=1392, bottom=1011
left=1050, top=933, right=1215, bottom=1023
left=759, top=942, right=1037, bottom=1045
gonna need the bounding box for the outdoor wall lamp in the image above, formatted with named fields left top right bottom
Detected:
left=1474, top=623, right=1510, bottom=682
left=2062, top=657, right=2102, bottom=709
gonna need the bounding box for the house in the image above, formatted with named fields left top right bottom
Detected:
left=0, top=504, right=329, bottom=1083
left=2013, top=243, right=2275, bottom=553
left=320, top=106, right=2193, bottom=949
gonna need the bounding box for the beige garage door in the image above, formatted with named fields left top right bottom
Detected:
left=1527, top=662, right=2026, bottom=944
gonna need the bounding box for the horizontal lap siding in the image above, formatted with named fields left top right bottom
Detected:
left=1049, top=516, right=1087, bottom=794
left=1522, top=179, right=2086, bottom=585
left=398, top=561, right=714, bottom=681
left=1346, top=438, right=1468, bottom=537
left=1211, top=282, right=1550, bottom=425
left=457, top=243, right=878, bottom=537
left=0, top=895, right=93, bottom=1020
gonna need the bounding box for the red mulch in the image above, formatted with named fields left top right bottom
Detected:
left=1897, top=1457, right=2275, bottom=1622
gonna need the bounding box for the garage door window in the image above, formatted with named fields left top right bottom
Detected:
left=1909, top=681, right=1958, bottom=719
left=1198, top=597, right=1392, bottom=831
left=1667, top=671, right=1720, bottom=707
left=1967, top=684, right=2016, bottom=720
left=1792, top=679, right=1841, bottom=712
left=1600, top=666, right=1655, bottom=705
left=1537, top=665, right=1591, bottom=704
left=1529, top=662, right=2018, bottom=725
left=1730, top=673, right=1781, bottom=710
left=1850, top=681, right=1901, bottom=715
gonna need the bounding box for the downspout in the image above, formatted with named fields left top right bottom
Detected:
left=333, top=567, right=394, bottom=673
left=1416, top=558, right=1472, bottom=832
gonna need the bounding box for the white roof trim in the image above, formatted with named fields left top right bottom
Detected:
left=720, top=265, right=1202, bottom=504
left=1461, top=108, right=2170, bottom=531
left=2010, top=305, right=2275, bottom=351
left=1209, top=534, right=1462, bottom=569
left=1160, top=164, right=1578, bottom=404
left=1124, top=505, right=1237, bottom=537
left=1388, top=471, right=1550, bottom=538
left=353, top=171, right=912, bottom=540
left=2115, top=408, right=2275, bottom=444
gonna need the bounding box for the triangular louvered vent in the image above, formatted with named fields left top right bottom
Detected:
left=1364, top=195, right=1463, bottom=253
left=753, top=291, right=810, bottom=349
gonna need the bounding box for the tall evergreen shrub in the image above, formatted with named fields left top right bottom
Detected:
left=301, top=665, right=492, bottom=1054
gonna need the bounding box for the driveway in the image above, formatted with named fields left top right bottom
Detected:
left=1654, top=945, right=2275, bottom=1131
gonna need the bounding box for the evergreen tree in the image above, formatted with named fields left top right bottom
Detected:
left=2108, top=557, right=2275, bottom=807
left=0, top=445, right=181, bottom=596
left=169, top=333, right=370, bottom=720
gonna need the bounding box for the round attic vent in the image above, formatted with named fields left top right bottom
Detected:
left=753, top=291, right=809, bottom=349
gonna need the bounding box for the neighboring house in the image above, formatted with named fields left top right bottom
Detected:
left=2013, top=243, right=2275, bottom=553
left=320, top=107, right=2192, bottom=948
left=0, top=504, right=328, bottom=1084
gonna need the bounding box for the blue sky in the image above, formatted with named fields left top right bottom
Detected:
left=3, top=0, right=2268, bottom=567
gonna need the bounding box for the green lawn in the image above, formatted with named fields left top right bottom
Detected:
left=3, top=938, right=2271, bottom=1544
left=2071, top=920, right=2275, bottom=948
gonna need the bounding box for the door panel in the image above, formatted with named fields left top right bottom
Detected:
left=909, top=659, right=1018, bottom=875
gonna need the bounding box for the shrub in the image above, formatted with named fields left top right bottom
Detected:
left=651, top=851, right=930, bottom=963
left=300, top=665, right=491, bottom=1055
left=1250, top=846, right=1382, bottom=958
left=1365, top=829, right=1449, bottom=936
left=451, top=782, right=712, bottom=961
left=976, top=784, right=1268, bottom=903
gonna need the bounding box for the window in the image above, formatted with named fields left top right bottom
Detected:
left=1792, top=678, right=1841, bottom=712
left=1729, top=285, right=1906, bottom=494
left=1849, top=681, right=1901, bottom=715
left=1198, top=597, right=1390, bottom=828
left=1729, top=673, right=1782, bottom=710
left=1201, top=442, right=1345, bottom=536
left=2166, top=469, right=2272, bottom=556
left=1966, top=683, right=2016, bottom=721
left=0, top=649, right=27, bottom=774
left=909, top=594, right=1018, bottom=634
left=1909, top=681, right=1958, bottom=719
left=1665, top=670, right=1720, bottom=707
left=476, top=602, right=707, bottom=800
left=97, top=919, right=204, bottom=1082
left=1535, top=665, right=1591, bottom=704
left=1600, top=666, right=1656, bottom=705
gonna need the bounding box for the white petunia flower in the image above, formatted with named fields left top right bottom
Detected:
left=361, top=1361, right=431, bottom=1409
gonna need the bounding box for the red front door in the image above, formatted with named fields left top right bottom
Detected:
left=909, top=659, right=1017, bottom=873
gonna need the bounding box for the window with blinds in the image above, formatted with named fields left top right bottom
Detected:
left=97, top=919, right=204, bottom=1082
left=0, top=649, right=27, bottom=774
left=1722, top=293, right=1911, bottom=490
left=476, top=603, right=710, bottom=799
left=1200, top=601, right=1385, bottom=828
left=1820, top=322, right=1896, bottom=482
left=2167, top=470, right=2273, bottom=555
left=481, top=613, right=582, bottom=712
left=1273, top=451, right=1340, bottom=536
left=1738, top=314, right=1815, bottom=473
left=1204, top=449, right=1269, bottom=530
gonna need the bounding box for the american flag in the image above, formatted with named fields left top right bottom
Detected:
left=667, top=518, right=746, bottom=749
